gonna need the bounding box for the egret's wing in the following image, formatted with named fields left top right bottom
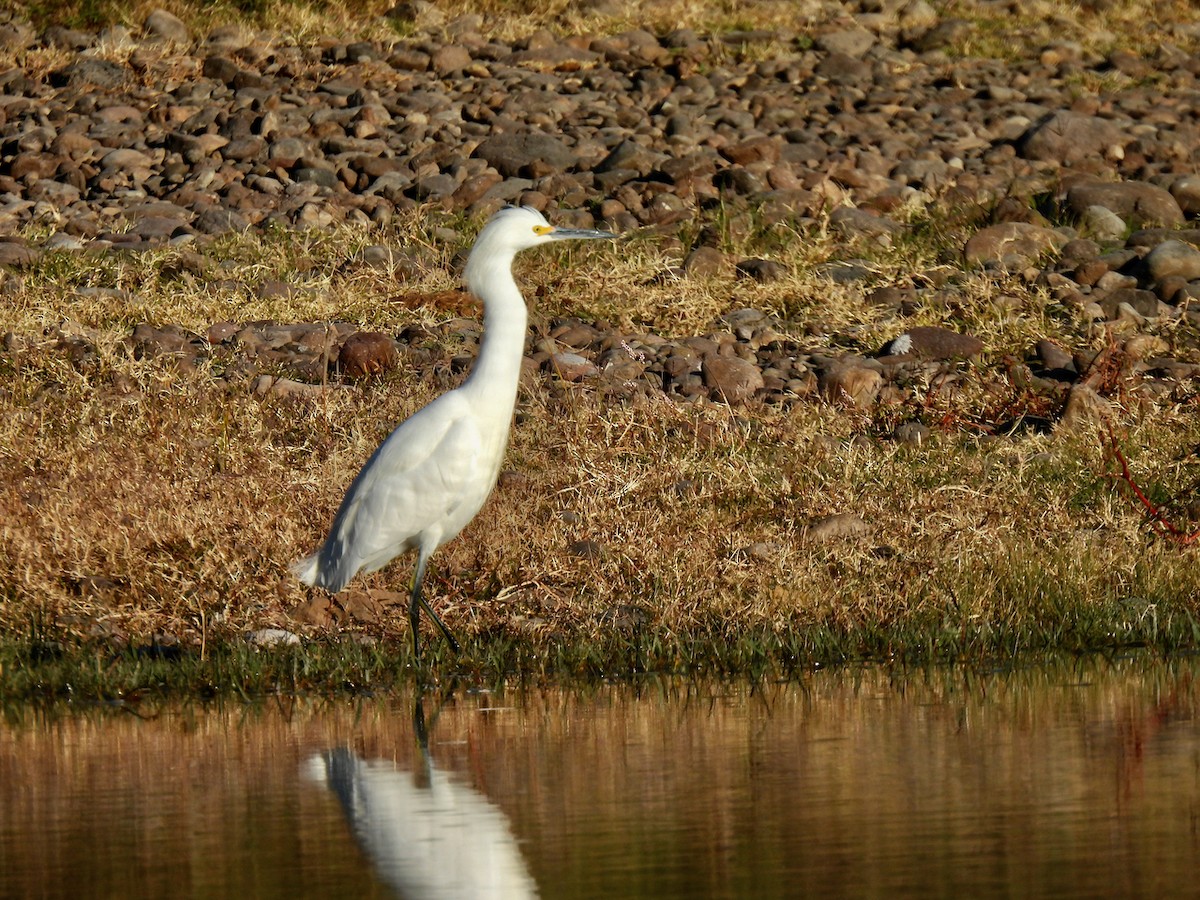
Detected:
left=311, top=394, right=486, bottom=585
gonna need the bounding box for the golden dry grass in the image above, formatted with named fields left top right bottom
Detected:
left=2, top=210, right=1199, bottom=673
left=10, top=0, right=1200, bottom=60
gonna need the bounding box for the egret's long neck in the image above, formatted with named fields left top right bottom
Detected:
left=461, top=248, right=528, bottom=406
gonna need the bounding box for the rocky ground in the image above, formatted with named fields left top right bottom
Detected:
left=3, top=2, right=1200, bottom=429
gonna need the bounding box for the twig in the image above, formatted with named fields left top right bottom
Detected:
left=1105, top=423, right=1200, bottom=546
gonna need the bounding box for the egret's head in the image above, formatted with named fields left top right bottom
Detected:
left=475, top=206, right=616, bottom=255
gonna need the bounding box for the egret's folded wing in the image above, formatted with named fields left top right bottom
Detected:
left=314, top=395, right=486, bottom=579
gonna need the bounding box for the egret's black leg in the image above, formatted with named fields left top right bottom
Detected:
left=410, top=554, right=461, bottom=659
left=409, top=576, right=423, bottom=663
left=417, top=593, right=460, bottom=654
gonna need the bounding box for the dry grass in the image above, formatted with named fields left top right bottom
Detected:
left=2, top=206, right=1199, bottom=686
left=9, top=0, right=1200, bottom=60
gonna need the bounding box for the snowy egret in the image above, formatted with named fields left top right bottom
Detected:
left=293, top=206, right=614, bottom=660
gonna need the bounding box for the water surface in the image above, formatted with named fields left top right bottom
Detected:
left=2, top=656, right=1198, bottom=898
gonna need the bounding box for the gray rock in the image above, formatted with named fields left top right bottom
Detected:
left=1059, top=383, right=1112, bottom=431
left=681, top=246, right=727, bottom=278
left=131, top=323, right=205, bottom=359
left=702, top=355, right=764, bottom=404
left=547, top=352, right=598, bottom=382
left=596, top=139, right=669, bottom=177
left=194, top=207, right=249, bottom=234
left=1095, top=288, right=1160, bottom=320
left=1169, top=174, right=1200, bottom=217
left=1018, top=112, right=1125, bottom=164
left=1036, top=340, right=1075, bottom=375
left=431, top=44, right=472, bottom=75
left=908, top=18, right=972, bottom=52
left=50, top=57, right=126, bottom=88
left=144, top=9, right=189, bottom=43
left=0, top=242, right=38, bottom=268
left=0, top=21, right=35, bottom=51
left=254, top=375, right=350, bottom=399
left=815, top=52, right=871, bottom=84
left=830, top=206, right=903, bottom=242
left=815, top=27, right=876, bottom=58
left=1081, top=205, right=1127, bottom=241
left=1066, top=181, right=1184, bottom=228
left=894, top=422, right=930, bottom=447
left=474, top=133, right=575, bottom=178
left=1145, top=239, right=1200, bottom=284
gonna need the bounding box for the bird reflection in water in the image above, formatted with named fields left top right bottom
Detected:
left=306, top=700, right=539, bottom=899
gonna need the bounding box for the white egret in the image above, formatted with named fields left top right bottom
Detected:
left=293, top=206, right=615, bottom=660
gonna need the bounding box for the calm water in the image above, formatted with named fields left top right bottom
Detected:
left=2, top=657, right=1199, bottom=899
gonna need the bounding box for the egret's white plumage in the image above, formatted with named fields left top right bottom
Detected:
left=293, top=206, right=614, bottom=660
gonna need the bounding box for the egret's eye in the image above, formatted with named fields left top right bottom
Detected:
left=532, top=224, right=554, bottom=236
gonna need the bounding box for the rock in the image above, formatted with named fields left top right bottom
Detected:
left=815, top=52, right=872, bottom=84
left=1059, top=383, right=1112, bottom=431
left=0, top=241, right=38, bottom=268
left=568, top=539, right=604, bottom=559
left=895, top=422, right=930, bottom=447
left=702, top=355, right=764, bottom=404
left=1145, top=240, right=1200, bottom=284
left=803, top=512, right=874, bottom=541
left=1095, top=288, right=1160, bottom=320
left=131, top=323, right=205, bottom=359
left=1065, top=181, right=1184, bottom=228
left=681, top=246, right=727, bottom=277
left=0, top=21, right=35, bottom=51
left=338, top=332, right=400, bottom=378
left=1018, top=112, right=1126, bottom=164
left=254, top=375, right=349, bottom=399
left=882, top=326, right=984, bottom=360
left=735, top=258, right=789, bottom=282
left=1169, top=175, right=1200, bottom=217
left=963, top=223, right=1068, bottom=269
left=1080, top=205, right=1127, bottom=241
left=246, top=628, right=301, bottom=647
left=814, top=27, right=876, bottom=58
left=289, top=596, right=336, bottom=627
left=597, top=139, right=670, bottom=176
left=547, top=352, right=598, bottom=381
left=820, top=363, right=883, bottom=409
left=1036, top=340, right=1076, bottom=377
left=144, top=9, right=189, bottom=43
left=908, top=18, right=972, bottom=52
left=431, top=44, right=472, bottom=74
left=720, top=136, right=782, bottom=167
left=50, top=57, right=127, bottom=88
left=830, top=207, right=903, bottom=242
left=194, top=207, right=250, bottom=234
left=387, top=0, right=446, bottom=28
left=474, top=133, right=575, bottom=178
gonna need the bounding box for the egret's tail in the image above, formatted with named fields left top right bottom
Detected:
left=291, top=552, right=321, bottom=586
